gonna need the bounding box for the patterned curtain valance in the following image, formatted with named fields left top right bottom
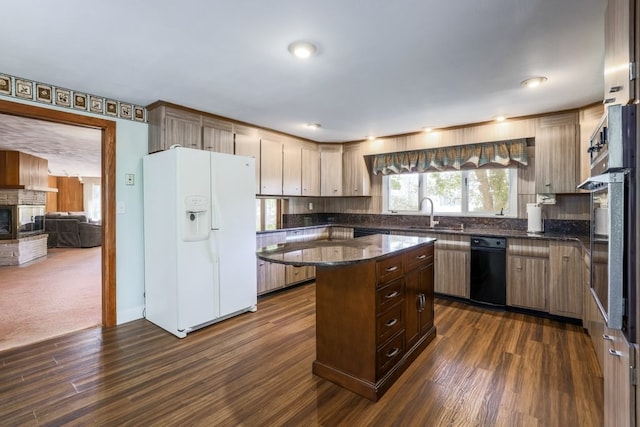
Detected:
left=368, top=139, right=528, bottom=176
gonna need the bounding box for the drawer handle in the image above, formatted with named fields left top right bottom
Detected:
left=609, top=349, right=623, bottom=357
left=385, top=318, right=398, bottom=327
left=385, top=266, right=399, bottom=273
left=602, top=334, right=614, bottom=341
left=416, top=254, right=427, bottom=260
left=386, top=348, right=400, bottom=358
left=515, top=266, right=522, bottom=271
left=385, top=291, right=399, bottom=299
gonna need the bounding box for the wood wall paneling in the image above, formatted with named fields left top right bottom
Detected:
left=45, top=175, right=58, bottom=211
left=55, top=176, right=84, bottom=212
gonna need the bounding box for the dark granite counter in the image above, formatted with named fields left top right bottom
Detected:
left=256, top=234, right=436, bottom=267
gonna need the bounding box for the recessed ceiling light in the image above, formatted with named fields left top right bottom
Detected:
left=423, top=127, right=433, bottom=133
left=288, top=41, right=317, bottom=59
left=495, top=116, right=506, bottom=122
left=305, top=123, right=321, bottom=129
left=366, top=136, right=376, bottom=141
left=520, top=76, right=548, bottom=88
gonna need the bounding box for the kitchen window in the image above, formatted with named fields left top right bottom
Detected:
left=256, top=198, right=281, bottom=231
left=383, top=168, right=518, bottom=217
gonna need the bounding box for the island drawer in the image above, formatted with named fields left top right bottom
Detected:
left=376, top=256, right=404, bottom=285
left=376, top=279, right=405, bottom=312
left=376, top=303, right=404, bottom=345
left=404, top=244, right=434, bottom=271
left=377, top=331, right=405, bottom=378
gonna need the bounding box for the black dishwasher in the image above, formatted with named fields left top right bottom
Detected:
left=469, top=236, right=506, bottom=307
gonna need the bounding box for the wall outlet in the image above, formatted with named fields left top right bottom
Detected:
left=536, top=193, right=557, bottom=204
left=125, top=173, right=135, bottom=186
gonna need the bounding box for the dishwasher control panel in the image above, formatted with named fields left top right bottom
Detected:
left=470, top=236, right=506, bottom=249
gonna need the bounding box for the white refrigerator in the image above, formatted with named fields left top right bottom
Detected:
left=143, top=147, right=257, bottom=338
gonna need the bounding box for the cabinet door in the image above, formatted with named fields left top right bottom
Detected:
left=256, top=232, right=286, bottom=294
left=283, top=141, right=302, bottom=196
left=535, top=123, right=578, bottom=194
left=342, top=144, right=370, bottom=196
left=302, top=146, right=320, bottom=196
left=603, top=0, right=634, bottom=105
left=435, top=249, right=469, bottom=298
left=549, top=242, right=582, bottom=318
left=507, top=255, right=548, bottom=311
left=202, top=122, right=234, bottom=154
left=165, top=116, right=201, bottom=150
left=320, top=146, right=343, bottom=196
left=603, top=327, right=634, bottom=427
left=235, top=132, right=261, bottom=194
left=260, top=138, right=283, bottom=195
left=405, top=261, right=434, bottom=349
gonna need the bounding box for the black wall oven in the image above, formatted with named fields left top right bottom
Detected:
left=579, top=104, right=637, bottom=343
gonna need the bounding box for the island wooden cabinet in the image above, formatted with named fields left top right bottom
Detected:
left=603, top=0, right=635, bottom=105
left=549, top=241, right=582, bottom=318
left=535, top=114, right=579, bottom=194
left=506, top=239, right=549, bottom=311
left=148, top=105, right=202, bottom=153
left=342, top=143, right=370, bottom=196
left=313, top=242, right=436, bottom=401
left=202, top=117, right=234, bottom=154
left=301, top=143, right=320, bottom=196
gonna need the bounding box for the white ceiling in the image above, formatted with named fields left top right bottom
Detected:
left=0, top=0, right=606, bottom=176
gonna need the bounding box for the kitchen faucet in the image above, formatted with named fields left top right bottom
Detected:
left=419, top=197, right=439, bottom=228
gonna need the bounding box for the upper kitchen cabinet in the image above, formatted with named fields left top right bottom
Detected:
left=282, top=139, right=302, bottom=196
left=260, top=136, right=283, bottom=196
left=342, top=142, right=371, bottom=196
left=603, top=0, right=635, bottom=105
left=234, top=126, right=261, bottom=194
left=147, top=104, right=202, bottom=153
left=535, top=113, right=579, bottom=194
left=202, top=117, right=234, bottom=154
left=301, top=142, right=320, bottom=196
left=319, top=144, right=343, bottom=196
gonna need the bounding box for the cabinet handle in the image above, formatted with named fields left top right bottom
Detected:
left=515, top=266, right=523, bottom=271
left=385, top=318, right=398, bottom=327
left=416, top=295, right=422, bottom=311
left=609, top=86, right=622, bottom=93
left=386, top=348, right=400, bottom=358
left=385, top=291, right=399, bottom=299
left=385, top=266, right=399, bottom=272
left=602, top=334, right=614, bottom=341
left=417, top=254, right=427, bottom=260
left=562, top=255, right=570, bottom=262
left=608, top=349, right=623, bottom=357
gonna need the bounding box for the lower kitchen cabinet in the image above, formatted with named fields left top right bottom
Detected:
left=404, top=245, right=435, bottom=349
left=602, top=327, right=636, bottom=427
left=256, top=231, right=286, bottom=295
left=506, top=239, right=549, bottom=311
left=433, top=234, right=470, bottom=298
left=549, top=242, right=582, bottom=318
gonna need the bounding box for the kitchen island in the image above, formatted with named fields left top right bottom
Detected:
left=257, top=234, right=437, bottom=401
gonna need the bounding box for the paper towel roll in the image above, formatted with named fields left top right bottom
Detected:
left=527, top=204, right=543, bottom=233
left=594, top=207, right=609, bottom=236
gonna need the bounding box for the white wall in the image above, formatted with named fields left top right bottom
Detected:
left=0, top=95, right=148, bottom=324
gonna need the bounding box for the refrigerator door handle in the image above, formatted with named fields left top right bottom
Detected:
left=211, top=194, right=222, bottom=230
left=208, top=231, right=221, bottom=319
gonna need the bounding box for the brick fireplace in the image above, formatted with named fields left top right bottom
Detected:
left=0, top=189, right=48, bottom=266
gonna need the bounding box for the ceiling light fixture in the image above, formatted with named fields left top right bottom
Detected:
left=305, top=123, right=321, bottom=129
left=366, top=136, right=376, bottom=141
left=423, top=127, right=433, bottom=133
left=288, top=41, right=317, bottom=59
left=520, top=76, right=548, bottom=88
left=495, top=116, right=506, bottom=122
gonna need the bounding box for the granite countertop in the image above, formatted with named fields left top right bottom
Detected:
left=256, top=234, right=436, bottom=267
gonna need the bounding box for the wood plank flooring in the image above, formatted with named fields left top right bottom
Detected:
left=0, top=283, right=603, bottom=426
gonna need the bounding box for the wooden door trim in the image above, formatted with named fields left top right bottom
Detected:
left=0, top=98, right=117, bottom=327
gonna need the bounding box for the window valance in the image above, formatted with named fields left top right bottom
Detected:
left=368, top=139, right=528, bottom=176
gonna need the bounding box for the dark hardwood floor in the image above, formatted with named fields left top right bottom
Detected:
left=0, top=283, right=603, bottom=426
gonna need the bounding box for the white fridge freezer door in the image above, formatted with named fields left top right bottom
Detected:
left=210, top=152, right=258, bottom=316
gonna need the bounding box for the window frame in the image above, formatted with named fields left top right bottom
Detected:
left=382, top=167, right=518, bottom=218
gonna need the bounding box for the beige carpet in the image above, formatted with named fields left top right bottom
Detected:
left=0, top=247, right=101, bottom=352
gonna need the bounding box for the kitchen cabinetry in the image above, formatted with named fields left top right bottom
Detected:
left=535, top=114, right=579, bottom=194
left=433, top=234, right=470, bottom=298
left=602, top=327, right=635, bottom=427
left=301, top=143, right=320, bottom=196
left=234, top=128, right=261, bottom=194
left=202, top=117, right=234, bottom=154
left=147, top=104, right=202, bottom=153
left=256, top=232, right=286, bottom=295
left=506, top=239, right=549, bottom=311
left=283, top=139, right=302, bottom=196
left=260, top=137, right=283, bottom=196
left=404, top=245, right=435, bottom=350
left=603, top=0, right=635, bottom=105
left=313, top=241, right=436, bottom=401
left=549, top=242, right=582, bottom=318
left=329, top=227, right=354, bottom=240
left=342, top=143, right=371, bottom=196
left=320, top=144, right=343, bottom=196
left=284, top=228, right=326, bottom=285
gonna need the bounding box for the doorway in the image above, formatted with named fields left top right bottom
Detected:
left=0, top=99, right=117, bottom=328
